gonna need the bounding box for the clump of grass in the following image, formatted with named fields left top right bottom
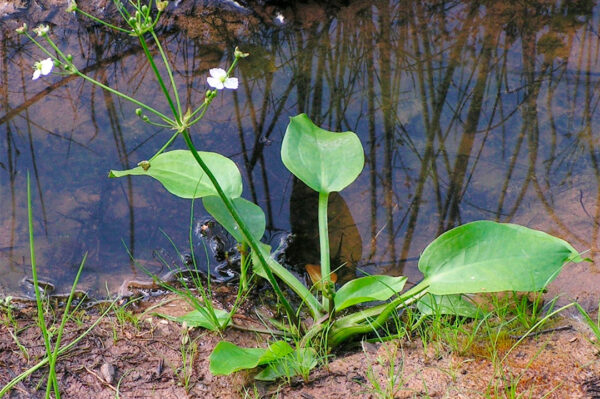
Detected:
left=0, top=174, right=115, bottom=398
left=362, top=342, right=406, bottom=399
left=0, top=296, right=30, bottom=360
left=574, top=301, right=600, bottom=349
left=177, top=322, right=199, bottom=392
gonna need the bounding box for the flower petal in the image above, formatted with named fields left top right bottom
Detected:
left=209, top=68, right=226, bottom=79
left=207, top=77, right=224, bottom=89
left=40, top=58, right=53, bottom=75
left=223, top=77, right=238, bottom=90
left=32, top=69, right=41, bottom=80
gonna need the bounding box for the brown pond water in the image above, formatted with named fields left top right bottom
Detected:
left=1, top=0, right=600, bottom=308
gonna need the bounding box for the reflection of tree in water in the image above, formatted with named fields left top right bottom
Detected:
left=234, top=0, right=599, bottom=277
left=2, top=0, right=600, bottom=295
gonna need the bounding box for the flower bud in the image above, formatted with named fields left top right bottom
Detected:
left=135, top=108, right=143, bottom=117
left=33, top=24, right=50, bottom=37
left=15, top=24, right=27, bottom=34
left=157, top=1, right=168, bottom=12
left=66, top=54, right=73, bottom=62
left=66, top=1, right=77, bottom=13
left=141, top=5, right=148, bottom=13
left=234, top=47, right=249, bottom=58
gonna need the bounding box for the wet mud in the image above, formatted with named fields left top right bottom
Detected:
left=1, top=294, right=599, bottom=398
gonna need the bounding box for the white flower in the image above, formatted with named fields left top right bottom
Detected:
left=207, top=68, right=238, bottom=90
left=32, top=58, right=53, bottom=80
left=33, top=24, right=50, bottom=36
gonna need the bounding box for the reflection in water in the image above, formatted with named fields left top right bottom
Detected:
left=1, top=0, right=600, bottom=307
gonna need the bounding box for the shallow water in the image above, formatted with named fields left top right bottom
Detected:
left=1, top=0, right=599, bottom=307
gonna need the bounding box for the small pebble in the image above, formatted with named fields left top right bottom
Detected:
left=100, top=362, right=116, bottom=384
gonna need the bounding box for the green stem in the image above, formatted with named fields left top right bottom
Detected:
left=335, top=282, right=428, bottom=326
left=186, top=201, right=220, bottom=327
left=239, top=242, right=249, bottom=292
left=137, top=35, right=179, bottom=121
left=180, top=130, right=300, bottom=329
left=79, top=72, right=174, bottom=125
left=189, top=101, right=212, bottom=126
left=0, top=299, right=116, bottom=397
left=74, top=8, right=131, bottom=33
left=189, top=101, right=209, bottom=121
left=260, top=252, right=323, bottom=319
left=24, top=33, right=56, bottom=60
left=37, top=35, right=174, bottom=125
left=151, top=30, right=182, bottom=117
left=327, top=283, right=429, bottom=347
left=318, top=192, right=331, bottom=310
left=47, top=254, right=87, bottom=399
left=149, top=130, right=179, bottom=161
left=26, top=173, right=55, bottom=393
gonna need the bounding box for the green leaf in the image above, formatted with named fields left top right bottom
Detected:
left=202, top=196, right=265, bottom=243
left=416, top=294, right=481, bottom=318
left=209, top=340, right=293, bottom=376
left=419, top=221, right=582, bottom=295
left=281, top=114, right=364, bottom=194
left=254, top=348, right=317, bottom=381
left=209, top=342, right=265, bottom=375
left=109, top=150, right=242, bottom=199
left=171, top=308, right=231, bottom=331
left=334, top=275, right=407, bottom=311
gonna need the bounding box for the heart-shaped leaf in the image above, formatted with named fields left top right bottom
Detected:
left=419, top=221, right=582, bottom=295
left=209, top=340, right=293, bottom=376
left=202, top=196, right=265, bottom=243
left=281, top=114, right=364, bottom=194
left=334, top=275, right=407, bottom=311
left=109, top=150, right=242, bottom=199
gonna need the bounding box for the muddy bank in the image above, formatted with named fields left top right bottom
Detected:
left=1, top=294, right=599, bottom=398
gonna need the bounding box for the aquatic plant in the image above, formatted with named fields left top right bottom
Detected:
left=16, top=0, right=585, bottom=383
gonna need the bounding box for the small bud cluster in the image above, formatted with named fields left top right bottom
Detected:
left=33, top=24, right=50, bottom=37
left=66, top=1, right=77, bottom=13
left=15, top=23, right=27, bottom=34
left=157, top=1, right=168, bottom=12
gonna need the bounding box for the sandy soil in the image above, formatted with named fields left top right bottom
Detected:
left=1, top=292, right=600, bottom=399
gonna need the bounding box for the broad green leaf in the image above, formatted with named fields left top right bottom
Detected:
left=334, top=275, right=407, bottom=311
left=109, top=150, right=242, bottom=199
left=209, top=342, right=265, bottom=375
left=254, top=348, right=317, bottom=381
left=209, top=340, right=293, bottom=376
left=419, top=221, right=583, bottom=295
left=202, top=196, right=265, bottom=243
left=173, top=308, right=231, bottom=331
left=416, top=294, right=481, bottom=318
left=281, top=114, right=364, bottom=193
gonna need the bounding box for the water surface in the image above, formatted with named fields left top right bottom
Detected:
left=1, top=0, right=599, bottom=308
